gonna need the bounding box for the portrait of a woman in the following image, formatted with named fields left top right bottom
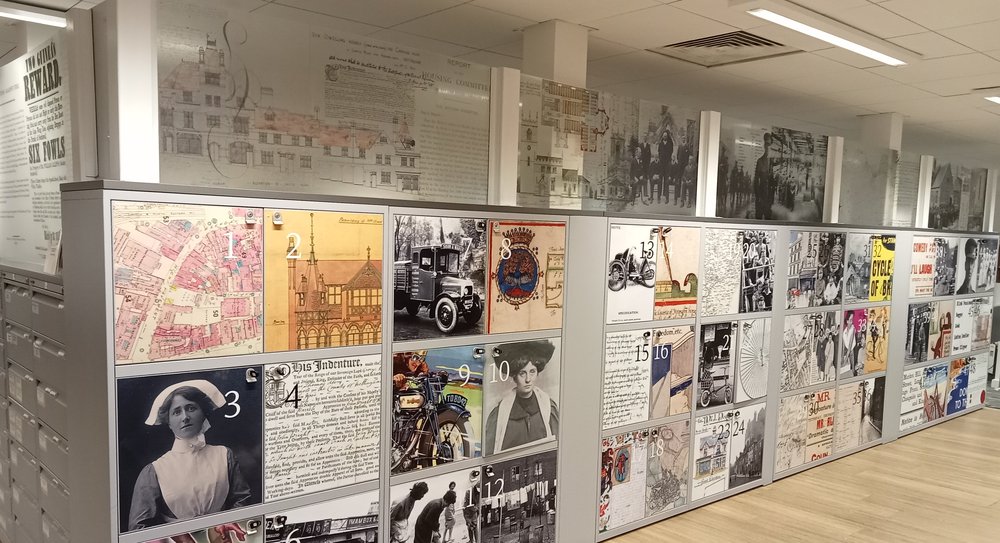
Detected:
left=484, top=340, right=560, bottom=454
left=128, top=379, right=253, bottom=531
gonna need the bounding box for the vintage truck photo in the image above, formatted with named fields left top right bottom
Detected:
left=394, top=243, right=484, bottom=333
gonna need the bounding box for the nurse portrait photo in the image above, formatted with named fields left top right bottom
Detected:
left=483, top=339, right=562, bottom=455
left=117, top=368, right=264, bottom=534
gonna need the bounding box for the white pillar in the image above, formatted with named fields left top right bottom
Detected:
left=521, top=20, right=588, bottom=87
left=915, top=155, right=935, bottom=228
left=823, top=136, right=844, bottom=223
left=985, top=169, right=998, bottom=233
left=698, top=110, right=721, bottom=217
left=860, top=112, right=903, bottom=152
left=92, top=0, right=159, bottom=182
left=488, top=67, right=521, bottom=206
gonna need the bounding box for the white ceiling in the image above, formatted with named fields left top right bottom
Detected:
left=7, top=0, right=1000, bottom=164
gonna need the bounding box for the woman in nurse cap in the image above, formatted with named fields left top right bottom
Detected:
left=128, top=379, right=252, bottom=532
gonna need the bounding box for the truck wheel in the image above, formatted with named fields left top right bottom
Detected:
left=464, top=297, right=483, bottom=325
left=435, top=297, right=459, bottom=333
left=406, top=300, right=421, bottom=317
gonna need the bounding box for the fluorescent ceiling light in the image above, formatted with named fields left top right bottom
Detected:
left=985, top=96, right=1000, bottom=105
left=747, top=8, right=905, bottom=66
left=0, top=1, right=67, bottom=28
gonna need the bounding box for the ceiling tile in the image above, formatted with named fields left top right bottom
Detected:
left=588, top=37, right=636, bottom=61
left=394, top=4, right=534, bottom=49
left=470, top=0, right=659, bottom=25
left=587, top=49, right=700, bottom=84
left=488, top=38, right=523, bottom=58
left=791, top=0, right=872, bottom=13
left=455, top=49, right=522, bottom=70
left=813, top=46, right=884, bottom=69
left=367, top=29, right=476, bottom=58
left=714, top=52, right=854, bottom=82
left=670, top=0, right=768, bottom=29
left=250, top=2, right=381, bottom=35
left=867, top=53, right=1000, bottom=84
left=887, top=32, right=973, bottom=59
left=28, top=0, right=78, bottom=9
left=938, top=20, right=1000, bottom=52
left=589, top=4, right=736, bottom=50
left=822, top=84, right=938, bottom=106
left=273, top=0, right=465, bottom=28
left=911, top=73, right=1000, bottom=97
left=827, top=4, right=926, bottom=38
left=770, top=68, right=893, bottom=95
left=880, top=0, right=1000, bottom=31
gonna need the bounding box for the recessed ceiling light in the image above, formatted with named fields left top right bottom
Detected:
left=0, top=0, right=67, bottom=28
left=746, top=8, right=904, bottom=66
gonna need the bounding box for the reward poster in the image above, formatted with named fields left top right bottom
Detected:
left=869, top=234, right=894, bottom=302
left=487, top=220, right=566, bottom=334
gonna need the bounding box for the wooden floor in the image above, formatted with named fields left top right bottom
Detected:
left=611, top=408, right=1000, bottom=543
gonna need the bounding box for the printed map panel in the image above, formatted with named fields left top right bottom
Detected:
left=112, top=202, right=264, bottom=363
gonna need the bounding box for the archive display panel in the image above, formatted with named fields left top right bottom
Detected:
left=62, top=184, right=572, bottom=543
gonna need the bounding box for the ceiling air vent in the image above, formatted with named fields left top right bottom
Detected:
left=649, top=30, right=800, bottom=67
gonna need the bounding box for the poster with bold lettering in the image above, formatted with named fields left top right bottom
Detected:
left=844, top=233, right=872, bottom=304
left=864, top=306, right=889, bottom=374
left=263, top=355, right=380, bottom=500
left=869, top=234, right=894, bottom=301
left=933, top=238, right=958, bottom=297
left=697, top=322, right=736, bottom=409
left=952, top=299, right=975, bottom=355
left=946, top=358, right=969, bottom=415
left=654, top=226, right=700, bottom=320
left=603, top=330, right=652, bottom=429
left=702, top=229, right=741, bottom=317
left=487, top=219, right=566, bottom=334
left=775, top=393, right=808, bottom=473
left=645, top=420, right=690, bottom=517
left=691, top=410, right=731, bottom=500
left=263, top=209, right=383, bottom=352
left=736, top=319, right=771, bottom=403
left=598, top=432, right=647, bottom=533
left=391, top=346, right=485, bottom=475
left=972, top=238, right=998, bottom=293
left=728, top=402, right=765, bottom=489
left=909, top=236, right=936, bottom=297
left=804, top=387, right=835, bottom=464
left=607, top=224, right=658, bottom=324
left=482, top=450, right=558, bottom=542
left=739, top=230, right=775, bottom=313
left=649, top=326, right=695, bottom=418
left=265, top=491, right=378, bottom=543
left=899, top=367, right=926, bottom=432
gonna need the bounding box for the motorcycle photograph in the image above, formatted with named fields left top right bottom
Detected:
left=608, top=241, right=656, bottom=292
left=391, top=350, right=481, bottom=474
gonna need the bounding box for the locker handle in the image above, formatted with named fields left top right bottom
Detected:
left=23, top=374, right=35, bottom=383
left=33, top=339, right=42, bottom=347
left=44, top=388, right=58, bottom=398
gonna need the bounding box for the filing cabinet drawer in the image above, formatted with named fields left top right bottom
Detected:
left=10, top=445, right=40, bottom=500
left=12, top=482, right=41, bottom=543
left=0, top=399, right=7, bottom=434
left=0, top=430, right=10, bottom=462
left=0, top=363, right=7, bottom=405
left=42, top=512, right=69, bottom=543
left=36, top=427, right=67, bottom=484
left=7, top=363, right=38, bottom=414
left=38, top=468, right=68, bottom=532
left=0, top=457, right=7, bottom=486
left=0, top=510, right=11, bottom=543
left=8, top=402, right=38, bottom=457
left=31, top=338, right=66, bottom=394
left=35, top=382, right=67, bottom=439
left=29, top=292, right=65, bottom=344
left=2, top=284, right=31, bottom=326
left=4, top=322, right=33, bottom=370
